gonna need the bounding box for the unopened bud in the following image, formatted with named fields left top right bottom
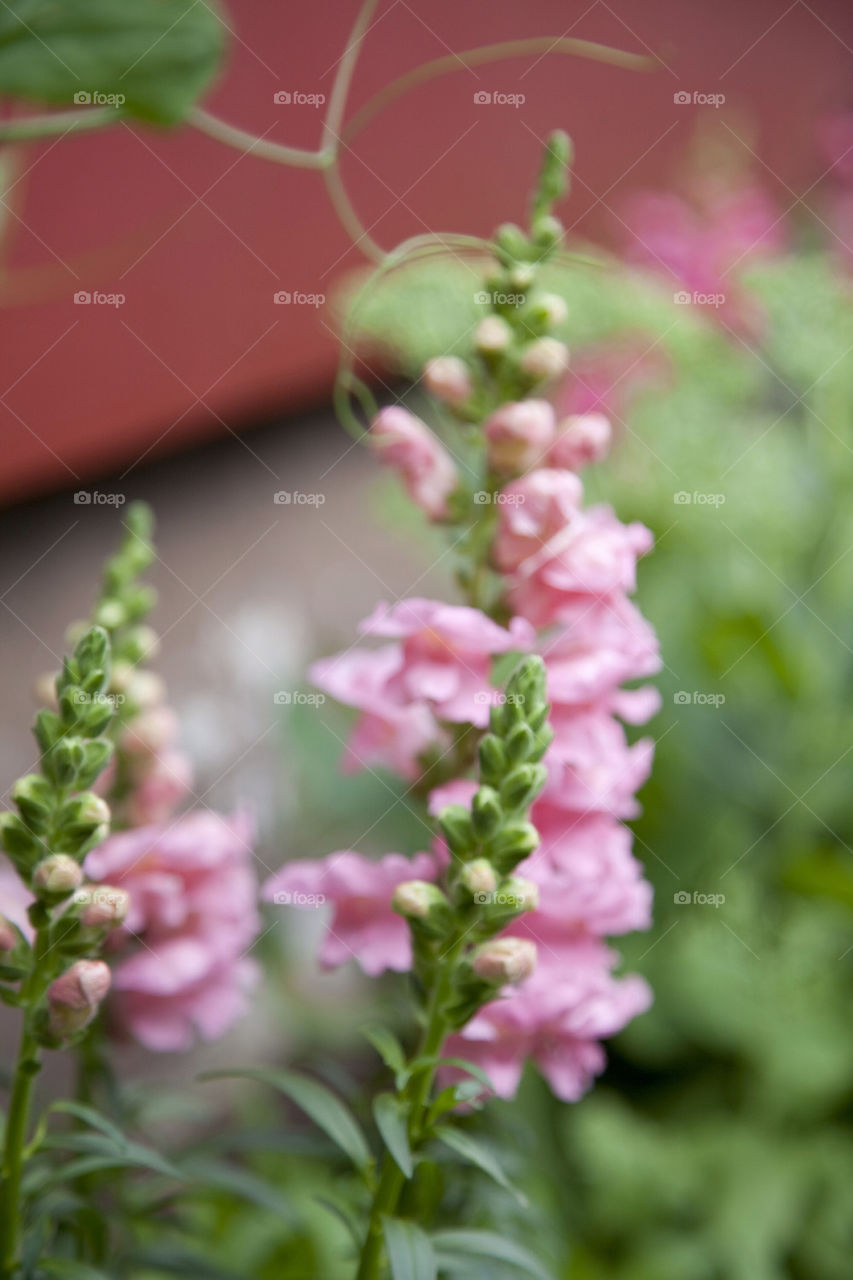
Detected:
left=472, top=937, right=537, bottom=985
left=461, top=859, right=497, bottom=897
left=471, top=786, right=503, bottom=839
left=475, top=316, right=512, bottom=355
left=534, top=292, right=569, bottom=327
left=500, top=876, right=539, bottom=912
left=438, top=805, right=475, bottom=857
left=423, top=356, right=473, bottom=408
left=47, top=959, right=111, bottom=1038
left=33, top=854, right=84, bottom=896
left=550, top=413, right=612, bottom=471
left=520, top=337, right=569, bottom=384
left=76, top=885, right=130, bottom=928
left=0, top=916, right=18, bottom=951
left=392, top=880, right=448, bottom=922
left=484, top=400, right=556, bottom=475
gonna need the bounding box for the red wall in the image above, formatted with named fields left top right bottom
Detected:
left=1, top=0, right=850, bottom=505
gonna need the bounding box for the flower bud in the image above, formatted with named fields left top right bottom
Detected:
left=500, top=876, right=539, bottom=912
left=33, top=671, right=59, bottom=708
left=484, top=400, right=556, bottom=476
left=475, top=316, right=512, bottom=355
left=549, top=413, right=612, bottom=471
left=461, top=858, right=497, bottom=897
left=76, top=884, right=130, bottom=928
left=0, top=916, right=18, bottom=951
left=489, top=821, right=540, bottom=869
left=121, top=706, right=179, bottom=755
left=392, top=880, right=449, bottom=925
left=508, top=264, right=535, bottom=291
left=437, top=805, right=476, bottom=858
left=47, top=959, right=111, bottom=1038
left=123, top=625, right=161, bottom=665
left=520, top=337, right=569, bottom=384
left=472, top=937, right=537, bottom=985
left=499, top=763, right=548, bottom=811
left=534, top=292, right=569, bottom=327
left=423, top=356, right=473, bottom=408
left=369, top=406, right=458, bottom=521
left=11, top=775, right=54, bottom=830
left=471, top=786, right=503, bottom=839
left=478, top=733, right=507, bottom=785
left=33, top=854, right=84, bottom=896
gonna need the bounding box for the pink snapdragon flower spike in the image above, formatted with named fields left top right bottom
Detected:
left=85, top=810, right=260, bottom=1051
left=542, top=596, right=661, bottom=709
left=369, top=406, right=459, bottom=520
left=484, top=400, right=556, bottom=476
left=311, top=599, right=535, bottom=775
left=543, top=708, right=655, bottom=819
left=445, top=943, right=652, bottom=1101
left=263, top=849, right=442, bottom=976
left=549, top=413, right=612, bottom=471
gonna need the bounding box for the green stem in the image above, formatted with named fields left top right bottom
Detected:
left=356, top=947, right=457, bottom=1280
left=0, top=107, right=119, bottom=142
left=0, top=925, right=50, bottom=1278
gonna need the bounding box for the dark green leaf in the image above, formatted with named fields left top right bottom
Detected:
left=40, top=1259, right=111, bottom=1279
left=373, top=1093, right=413, bottom=1178
left=0, top=0, right=226, bottom=125
left=200, top=1067, right=371, bottom=1173
left=363, top=1024, right=408, bottom=1081
left=433, top=1125, right=527, bottom=1206
left=382, top=1217, right=437, bottom=1280
left=431, top=1229, right=551, bottom=1280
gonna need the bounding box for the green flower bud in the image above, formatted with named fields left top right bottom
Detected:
left=438, top=805, right=476, bottom=858
left=504, top=722, right=535, bottom=764
left=471, top=937, right=537, bottom=986
left=0, top=813, right=40, bottom=859
left=74, top=884, right=130, bottom=928
left=488, top=821, right=540, bottom=871
left=33, top=854, right=84, bottom=897
left=43, top=736, right=86, bottom=788
left=471, top=786, right=502, bottom=839
left=461, top=858, right=497, bottom=899
left=500, top=763, right=548, bottom=811
left=75, top=740, right=115, bottom=790
left=56, top=793, right=111, bottom=838
left=478, top=733, right=507, bottom=785
left=73, top=627, right=110, bottom=679
left=531, top=215, right=563, bottom=250
left=475, top=316, right=512, bottom=355
left=11, top=775, right=54, bottom=831
left=392, top=881, right=451, bottom=936
left=93, top=600, right=127, bottom=632
left=499, top=875, right=539, bottom=912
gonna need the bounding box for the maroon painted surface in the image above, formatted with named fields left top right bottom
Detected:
left=1, top=0, right=850, bottom=505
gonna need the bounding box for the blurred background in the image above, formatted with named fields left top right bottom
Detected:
left=2, top=1, right=853, bottom=1276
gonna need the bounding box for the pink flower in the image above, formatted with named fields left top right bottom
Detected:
left=549, top=413, right=612, bottom=471
left=495, top=474, right=653, bottom=627
left=48, top=960, right=112, bottom=1038
left=514, top=810, right=652, bottom=938
left=85, top=811, right=260, bottom=1051
left=263, top=849, right=441, bottom=976
left=124, top=749, right=194, bottom=826
left=542, top=595, right=661, bottom=709
left=543, top=707, right=655, bottom=819
left=445, top=941, right=651, bottom=1100
left=0, top=857, right=34, bottom=944
left=369, top=407, right=458, bottom=520
left=312, top=600, right=535, bottom=777
left=484, top=400, right=556, bottom=476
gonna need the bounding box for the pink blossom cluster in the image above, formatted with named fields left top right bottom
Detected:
left=85, top=811, right=260, bottom=1052
left=264, top=395, right=659, bottom=1103
left=109, top=691, right=195, bottom=827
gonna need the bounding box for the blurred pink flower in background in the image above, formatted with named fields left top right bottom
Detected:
left=369, top=406, right=459, bottom=520
left=263, top=848, right=443, bottom=976
left=86, top=810, right=260, bottom=1051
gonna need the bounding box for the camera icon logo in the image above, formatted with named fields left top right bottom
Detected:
left=273, top=91, right=292, bottom=104
left=273, top=491, right=292, bottom=504
left=273, top=291, right=291, bottom=304
left=473, top=491, right=490, bottom=505
left=673, top=290, right=692, bottom=305
left=273, top=691, right=293, bottom=705
left=74, top=291, right=92, bottom=305
left=74, top=91, right=92, bottom=105
left=474, top=290, right=491, bottom=304
left=673, top=91, right=691, bottom=105
left=673, top=690, right=691, bottom=705
left=673, top=890, right=691, bottom=904
left=273, top=891, right=292, bottom=904
left=673, top=491, right=692, bottom=505
left=473, top=91, right=491, bottom=105
left=472, top=891, right=493, bottom=905
left=73, top=491, right=92, bottom=504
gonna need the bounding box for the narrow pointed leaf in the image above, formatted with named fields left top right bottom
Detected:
left=434, top=1125, right=527, bottom=1205
left=382, top=1217, right=437, bottom=1280
left=373, top=1092, right=413, bottom=1178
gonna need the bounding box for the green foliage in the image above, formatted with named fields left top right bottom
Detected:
left=0, top=0, right=226, bottom=124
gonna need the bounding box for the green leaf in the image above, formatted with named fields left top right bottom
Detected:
left=200, top=1068, right=371, bottom=1174
left=433, top=1125, right=527, bottom=1206
left=431, top=1229, right=551, bottom=1280
left=48, top=1100, right=127, bottom=1149
left=180, top=1156, right=293, bottom=1219
left=0, top=0, right=226, bottom=125
left=363, top=1024, right=408, bottom=1082
left=382, top=1217, right=437, bottom=1280
left=40, top=1260, right=112, bottom=1279
left=373, top=1093, right=413, bottom=1178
